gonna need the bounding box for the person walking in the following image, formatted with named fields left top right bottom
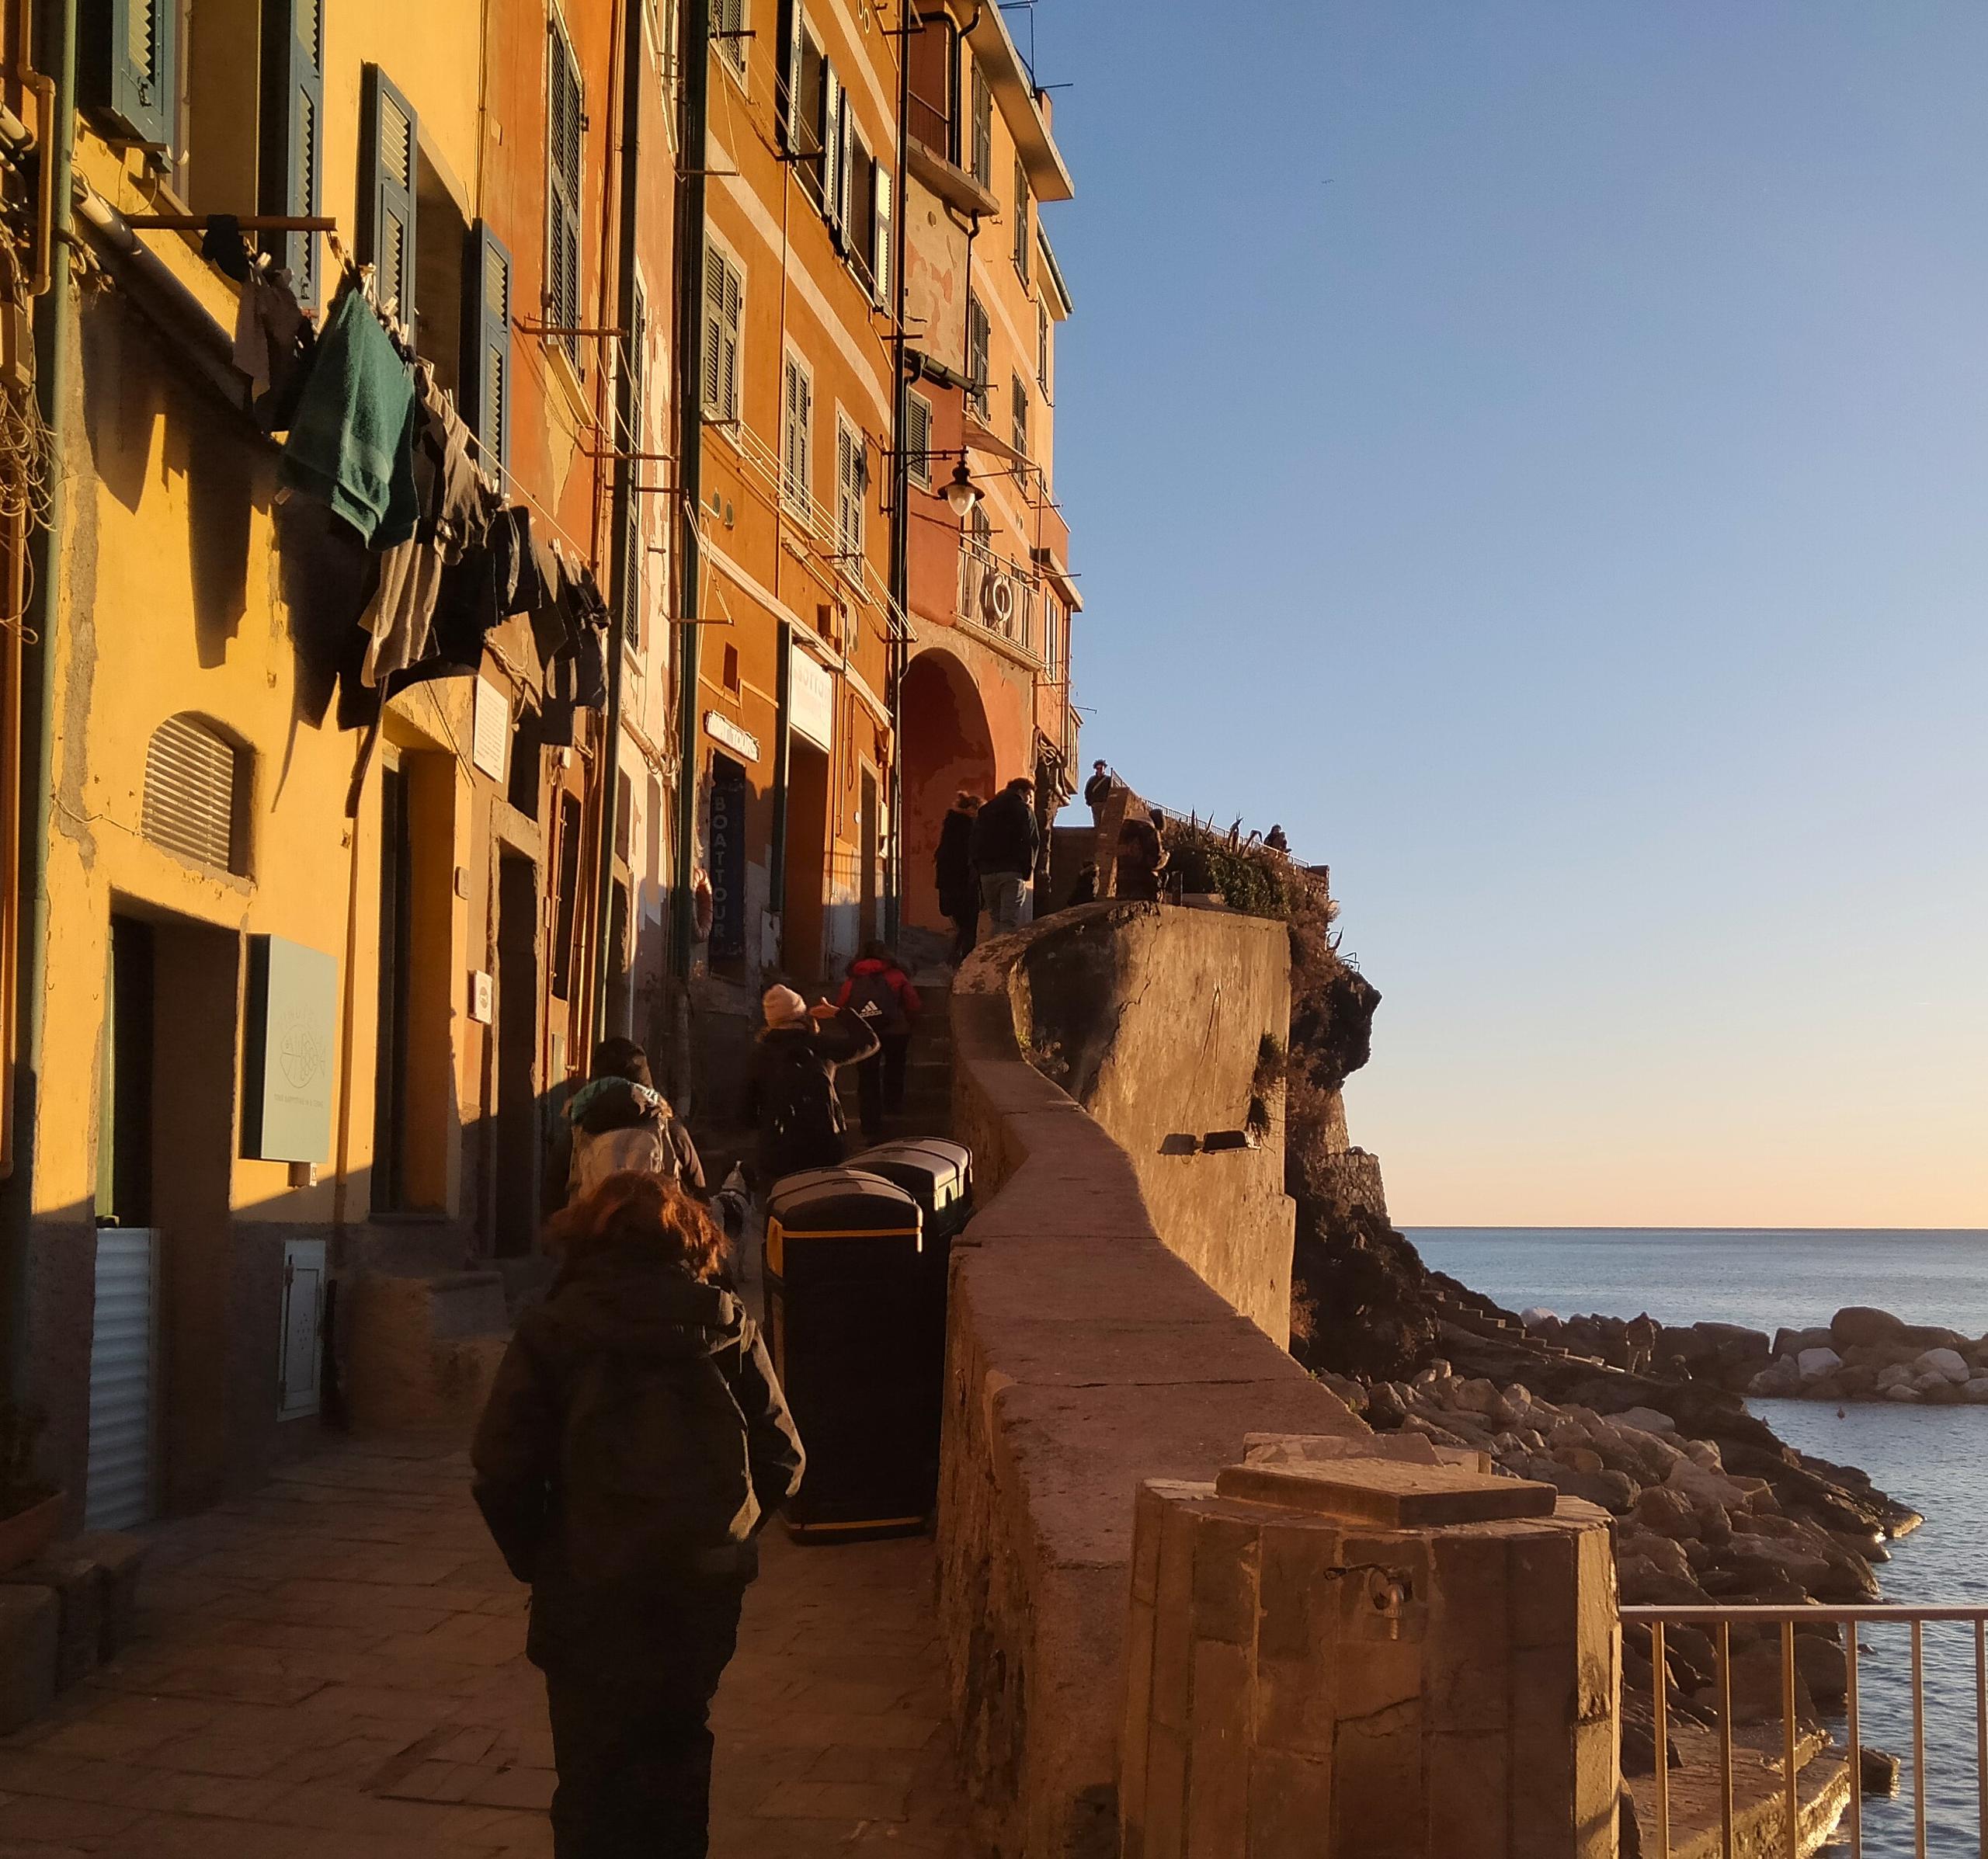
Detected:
left=836, top=941, right=923, bottom=1144
left=554, top=1037, right=705, bottom=1204
left=1083, top=759, right=1114, bottom=825
left=745, top=984, right=880, bottom=1186
left=933, top=791, right=982, bottom=964
left=471, top=1171, right=805, bottom=1859
left=971, top=775, right=1040, bottom=933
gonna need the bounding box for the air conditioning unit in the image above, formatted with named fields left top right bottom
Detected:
left=981, top=570, right=1016, bottom=631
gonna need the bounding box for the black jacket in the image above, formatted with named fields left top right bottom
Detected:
left=745, top=1008, right=881, bottom=1181
left=934, top=808, right=978, bottom=919
left=971, top=787, right=1038, bottom=878
left=471, top=1244, right=805, bottom=1673
left=1083, top=770, right=1112, bottom=806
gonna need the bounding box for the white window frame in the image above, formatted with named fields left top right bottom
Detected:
left=782, top=346, right=814, bottom=518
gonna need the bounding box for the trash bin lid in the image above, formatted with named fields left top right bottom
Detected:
left=768, top=1167, right=922, bottom=1238
left=851, top=1140, right=971, bottom=1210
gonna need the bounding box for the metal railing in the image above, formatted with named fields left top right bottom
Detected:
left=957, top=537, right=1039, bottom=660
left=1625, top=1601, right=1988, bottom=1859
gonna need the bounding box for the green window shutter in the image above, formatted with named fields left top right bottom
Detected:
left=970, top=63, right=991, bottom=186
left=904, top=390, right=931, bottom=488
left=463, top=221, right=513, bottom=472
left=820, top=64, right=843, bottom=238
left=360, top=66, right=418, bottom=330
left=778, top=0, right=805, bottom=153
left=835, top=94, right=854, bottom=244
left=259, top=0, right=325, bottom=306
left=967, top=293, right=989, bottom=419
left=82, top=0, right=178, bottom=148
left=547, top=16, right=586, bottom=365
left=1013, top=156, right=1029, bottom=280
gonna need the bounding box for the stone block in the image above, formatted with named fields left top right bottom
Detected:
left=1149, top=1502, right=1199, bottom=1732
left=1244, top=1746, right=1333, bottom=1856
left=1183, top=1638, right=1251, bottom=1859
left=1256, top=1516, right=1344, bottom=1663
left=0, top=1555, right=105, bottom=1690
left=1331, top=1696, right=1424, bottom=1857
left=1121, top=1586, right=1157, bottom=1831
left=1142, top=1720, right=1190, bottom=1859
left=1427, top=1729, right=1513, bottom=1856
left=0, top=1583, right=58, bottom=1732
left=1507, top=1525, right=1579, bottom=1649
left=1190, top=1510, right=1261, bottom=1647
left=62, top=1532, right=148, bottom=1659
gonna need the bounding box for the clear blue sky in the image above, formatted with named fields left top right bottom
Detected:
left=1032, top=3, right=1988, bottom=1228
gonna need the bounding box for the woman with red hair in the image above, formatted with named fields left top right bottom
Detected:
left=472, top=1172, right=804, bottom=1857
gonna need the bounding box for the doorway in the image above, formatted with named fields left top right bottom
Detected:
left=860, top=765, right=880, bottom=948
left=493, top=851, right=539, bottom=1253
left=782, top=739, right=829, bottom=985
left=898, top=651, right=996, bottom=933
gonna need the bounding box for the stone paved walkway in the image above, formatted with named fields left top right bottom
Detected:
left=0, top=1434, right=978, bottom=1857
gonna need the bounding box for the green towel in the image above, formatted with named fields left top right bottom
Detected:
left=279, top=289, right=419, bottom=546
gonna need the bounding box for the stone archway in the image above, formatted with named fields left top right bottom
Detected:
left=901, top=648, right=997, bottom=934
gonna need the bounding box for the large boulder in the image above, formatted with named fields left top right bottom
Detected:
left=1667, top=1457, right=1750, bottom=1510
left=1796, top=1346, right=1844, bottom=1381
left=1749, top=1357, right=1803, bottom=1399
left=1897, top=1323, right=1969, bottom=1353
left=1636, top=1486, right=1699, bottom=1539
left=1917, top=1347, right=1970, bottom=1385
left=1832, top=1307, right=1906, bottom=1350
left=1774, top=1325, right=1833, bottom=1360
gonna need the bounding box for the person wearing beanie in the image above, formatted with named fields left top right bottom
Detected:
left=744, top=982, right=879, bottom=1187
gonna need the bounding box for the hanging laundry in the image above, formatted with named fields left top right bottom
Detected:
left=232, top=259, right=307, bottom=413
left=279, top=286, right=420, bottom=547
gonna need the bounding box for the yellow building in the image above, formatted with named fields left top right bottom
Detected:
left=0, top=0, right=672, bottom=1524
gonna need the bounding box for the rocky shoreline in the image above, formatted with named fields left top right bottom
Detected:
left=1521, top=1302, right=1988, bottom=1405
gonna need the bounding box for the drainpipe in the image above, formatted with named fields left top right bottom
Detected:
left=669, top=0, right=710, bottom=989
left=591, top=0, right=644, bottom=1043
left=883, top=0, right=912, bottom=947
left=2, top=0, right=75, bottom=1403
left=769, top=617, right=791, bottom=914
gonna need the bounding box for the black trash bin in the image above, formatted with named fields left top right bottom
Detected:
left=763, top=1167, right=929, bottom=1541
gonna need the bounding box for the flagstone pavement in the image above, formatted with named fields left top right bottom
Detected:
left=0, top=1433, right=981, bottom=1857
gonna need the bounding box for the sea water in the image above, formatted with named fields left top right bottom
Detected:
left=1411, top=1228, right=1988, bottom=1857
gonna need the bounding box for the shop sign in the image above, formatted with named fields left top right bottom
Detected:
left=472, top=678, right=508, bottom=782
left=709, top=758, right=749, bottom=960
left=243, top=936, right=337, bottom=1164
left=790, top=645, right=834, bottom=750
left=704, top=710, right=760, bottom=763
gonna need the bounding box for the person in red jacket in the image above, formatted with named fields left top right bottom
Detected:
left=835, top=941, right=923, bottom=1144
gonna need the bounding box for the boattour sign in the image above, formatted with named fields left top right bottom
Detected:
left=242, top=935, right=337, bottom=1164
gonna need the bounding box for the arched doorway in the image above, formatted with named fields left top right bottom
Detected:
left=900, top=648, right=996, bottom=934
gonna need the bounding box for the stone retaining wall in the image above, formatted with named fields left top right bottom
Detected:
left=940, top=905, right=1368, bottom=1857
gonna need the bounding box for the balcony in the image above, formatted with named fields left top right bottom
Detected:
left=957, top=537, right=1039, bottom=662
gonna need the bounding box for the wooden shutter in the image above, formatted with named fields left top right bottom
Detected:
left=779, top=0, right=805, bottom=151
left=782, top=356, right=811, bottom=508
left=717, top=0, right=746, bottom=72
left=360, top=67, right=417, bottom=328
left=967, top=293, right=989, bottom=418
left=259, top=0, right=324, bottom=304
left=971, top=62, right=991, bottom=186
left=1011, top=374, right=1027, bottom=457
left=905, top=391, right=931, bottom=487
left=82, top=0, right=178, bottom=148
left=547, top=16, right=585, bottom=363
left=871, top=162, right=892, bottom=307
left=624, top=280, right=648, bottom=654
left=463, top=224, right=513, bottom=471
left=1013, top=157, right=1030, bottom=279
left=821, top=65, right=843, bottom=238
left=836, top=97, right=855, bottom=243
left=1037, top=299, right=1049, bottom=391
left=703, top=248, right=740, bottom=419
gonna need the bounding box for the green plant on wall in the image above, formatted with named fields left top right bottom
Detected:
left=1159, top=818, right=1312, bottom=922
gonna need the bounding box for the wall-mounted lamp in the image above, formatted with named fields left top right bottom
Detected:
left=940, top=457, right=982, bottom=519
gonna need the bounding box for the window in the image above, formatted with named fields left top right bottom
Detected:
left=82, top=0, right=179, bottom=148
left=966, top=292, right=990, bottom=419
left=836, top=417, right=867, bottom=565
left=1044, top=597, right=1064, bottom=681
left=259, top=0, right=324, bottom=306
left=845, top=132, right=872, bottom=274
left=1011, top=374, right=1027, bottom=457
left=905, top=11, right=958, bottom=162
left=871, top=162, right=892, bottom=306
left=702, top=241, right=743, bottom=420
left=791, top=24, right=825, bottom=208
left=821, top=64, right=846, bottom=238
left=1012, top=156, right=1030, bottom=282
left=622, top=279, right=650, bottom=657
left=778, top=0, right=805, bottom=150
left=969, top=59, right=992, bottom=186
left=904, top=390, right=933, bottom=488
left=722, top=643, right=741, bottom=693
left=142, top=714, right=248, bottom=876
left=547, top=12, right=586, bottom=365
left=716, top=0, right=747, bottom=76
left=1037, top=298, right=1050, bottom=396
left=781, top=350, right=812, bottom=514
left=360, top=67, right=416, bottom=329
left=464, top=222, right=513, bottom=470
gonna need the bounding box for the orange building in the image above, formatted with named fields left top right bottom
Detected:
left=896, top=2, right=1079, bottom=936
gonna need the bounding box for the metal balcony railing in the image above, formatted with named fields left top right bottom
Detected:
left=1624, top=1601, right=1988, bottom=1859
left=957, top=538, right=1038, bottom=660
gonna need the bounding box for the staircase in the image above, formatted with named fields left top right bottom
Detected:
left=837, top=961, right=957, bottom=1149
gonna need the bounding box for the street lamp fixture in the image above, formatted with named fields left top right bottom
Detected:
left=940, top=457, right=981, bottom=519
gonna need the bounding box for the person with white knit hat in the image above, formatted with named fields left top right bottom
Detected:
left=745, top=981, right=878, bottom=1187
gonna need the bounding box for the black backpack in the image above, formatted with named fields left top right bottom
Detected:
left=846, top=968, right=906, bottom=1035
left=555, top=1343, right=757, bottom=1584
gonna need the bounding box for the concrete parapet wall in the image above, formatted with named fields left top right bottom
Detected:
left=942, top=909, right=1368, bottom=1857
